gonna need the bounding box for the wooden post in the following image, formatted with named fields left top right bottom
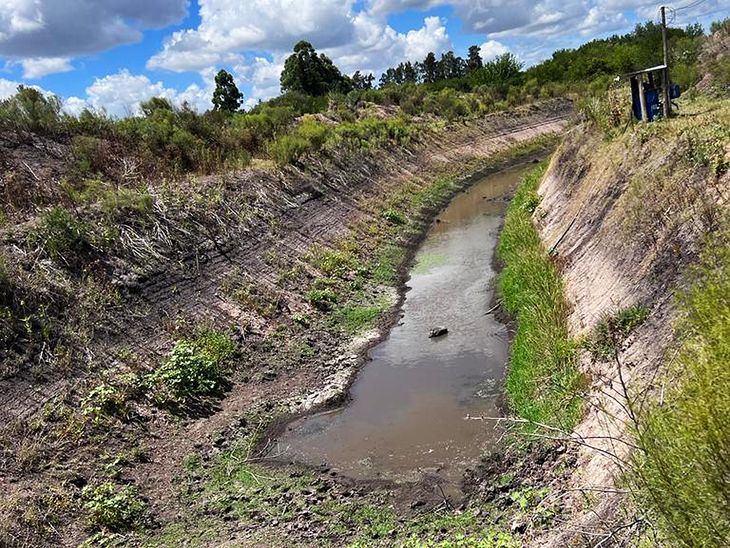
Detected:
left=638, top=75, right=649, bottom=122
left=661, top=6, right=672, bottom=117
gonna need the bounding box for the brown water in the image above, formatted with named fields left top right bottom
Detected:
left=272, top=164, right=532, bottom=492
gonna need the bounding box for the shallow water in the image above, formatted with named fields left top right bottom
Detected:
left=272, top=163, right=534, bottom=492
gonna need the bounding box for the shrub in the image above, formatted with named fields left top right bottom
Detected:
left=686, top=123, right=730, bottom=175
left=0, top=86, right=62, bottom=133
left=81, top=482, right=146, bottom=531
left=71, top=135, right=104, bottom=174
left=631, top=228, right=730, bottom=545
left=149, top=339, right=228, bottom=406
left=31, top=207, right=90, bottom=262
left=585, top=304, right=648, bottom=360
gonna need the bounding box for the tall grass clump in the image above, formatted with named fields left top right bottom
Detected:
left=497, top=163, right=584, bottom=430
left=631, top=226, right=730, bottom=546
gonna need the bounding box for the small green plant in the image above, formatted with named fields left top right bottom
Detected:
left=81, top=383, right=129, bottom=425
left=305, top=288, right=339, bottom=311
left=290, top=312, right=310, bottom=326
left=30, top=207, right=90, bottom=262
left=193, top=329, right=236, bottom=364
left=149, top=338, right=228, bottom=406
left=335, top=303, right=385, bottom=333
left=520, top=190, right=542, bottom=214
left=381, top=208, right=406, bottom=225
left=81, top=482, right=146, bottom=531
left=586, top=304, right=648, bottom=360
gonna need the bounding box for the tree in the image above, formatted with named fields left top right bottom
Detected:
left=351, top=71, right=374, bottom=90
left=467, top=45, right=483, bottom=72
left=420, top=52, right=439, bottom=83
left=212, top=70, right=243, bottom=112
left=403, top=61, right=419, bottom=83
left=280, top=41, right=352, bottom=96
left=439, top=51, right=466, bottom=80
left=140, top=97, right=173, bottom=117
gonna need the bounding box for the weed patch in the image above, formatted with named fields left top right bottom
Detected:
left=30, top=207, right=91, bottom=263
left=585, top=304, right=648, bottom=360
left=305, top=287, right=339, bottom=311
left=149, top=331, right=234, bottom=407
left=81, top=482, right=146, bottom=532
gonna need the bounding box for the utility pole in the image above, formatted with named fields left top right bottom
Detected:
left=661, top=6, right=672, bottom=117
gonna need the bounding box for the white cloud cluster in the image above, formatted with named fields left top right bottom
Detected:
left=64, top=70, right=213, bottom=118
left=0, top=0, right=188, bottom=77
left=480, top=40, right=510, bottom=62
left=19, top=57, right=73, bottom=79
left=368, top=0, right=662, bottom=37
left=149, top=0, right=356, bottom=71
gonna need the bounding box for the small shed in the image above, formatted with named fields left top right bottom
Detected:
left=625, top=64, right=680, bottom=122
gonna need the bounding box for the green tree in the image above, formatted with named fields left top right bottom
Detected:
left=467, top=45, right=483, bottom=72
left=420, top=52, right=439, bottom=83
left=212, top=69, right=243, bottom=113
left=280, top=41, right=352, bottom=96
left=0, top=85, right=62, bottom=132
left=140, top=97, right=173, bottom=117
left=351, top=70, right=374, bottom=90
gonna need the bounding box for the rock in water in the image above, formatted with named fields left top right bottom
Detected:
left=429, top=326, right=448, bottom=338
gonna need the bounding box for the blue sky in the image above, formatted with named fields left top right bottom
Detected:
left=0, top=0, right=726, bottom=116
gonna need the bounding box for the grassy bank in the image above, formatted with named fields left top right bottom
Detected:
left=496, top=163, right=584, bottom=431
left=631, top=223, right=730, bottom=546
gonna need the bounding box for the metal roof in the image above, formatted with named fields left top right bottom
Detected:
left=624, top=64, right=668, bottom=77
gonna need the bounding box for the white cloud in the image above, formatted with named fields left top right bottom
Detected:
left=20, top=57, right=73, bottom=79
left=322, top=14, right=451, bottom=76
left=234, top=56, right=285, bottom=102
left=0, top=0, right=188, bottom=59
left=148, top=0, right=356, bottom=72
left=0, top=77, right=52, bottom=100
left=480, top=40, right=509, bottom=62
left=65, top=69, right=213, bottom=118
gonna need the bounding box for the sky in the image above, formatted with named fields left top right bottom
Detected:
left=0, top=0, right=727, bottom=117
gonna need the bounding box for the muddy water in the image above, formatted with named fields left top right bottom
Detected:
left=274, top=163, right=533, bottom=492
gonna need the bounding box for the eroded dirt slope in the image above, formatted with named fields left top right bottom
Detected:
left=530, top=99, right=729, bottom=545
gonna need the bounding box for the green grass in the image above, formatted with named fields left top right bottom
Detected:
left=496, top=163, right=584, bottom=430
left=630, top=225, right=730, bottom=546
left=335, top=302, right=388, bottom=334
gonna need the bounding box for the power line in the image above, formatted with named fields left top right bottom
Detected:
left=672, top=0, right=710, bottom=13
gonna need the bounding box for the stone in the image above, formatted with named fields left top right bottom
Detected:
left=510, top=519, right=527, bottom=534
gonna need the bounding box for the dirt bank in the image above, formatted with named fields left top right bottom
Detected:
left=527, top=99, right=729, bottom=545
left=0, top=100, right=571, bottom=546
